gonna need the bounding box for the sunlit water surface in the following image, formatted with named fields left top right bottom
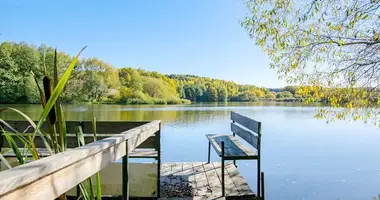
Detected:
left=1, top=103, right=379, bottom=200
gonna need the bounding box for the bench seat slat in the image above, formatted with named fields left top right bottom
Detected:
left=206, top=134, right=257, bottom=160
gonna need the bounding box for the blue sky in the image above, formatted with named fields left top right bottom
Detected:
left=0, top=0, right=285, bottom=87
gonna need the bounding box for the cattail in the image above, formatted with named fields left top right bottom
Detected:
left=43, top=76, right=56, bottom=125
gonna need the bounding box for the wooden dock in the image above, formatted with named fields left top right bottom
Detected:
left=160, top=162, right=255, bottom=200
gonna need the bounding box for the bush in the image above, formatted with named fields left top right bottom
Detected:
left=151, top=98, right=167, bottom=104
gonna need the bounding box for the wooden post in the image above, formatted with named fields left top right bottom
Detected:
left=76, top=185, right=80, bottom=199
left=221, top=141, right=225, bottom=197
left=122, top=140, right=129, bottom=200
left=0, top=121, right=3, bottom=154
left=257, top=122, right=262, bottom=198
left=261, top=172, right=265, bottom=200
left=156, top=122, right=161, bottom=198
left=207, top=141, right=211, bottom=163
left=232, top=120, right=236, bottom=167
left=0, top=121, right=3, bottom=170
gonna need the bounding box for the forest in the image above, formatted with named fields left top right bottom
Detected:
left=0, top=42, right=317, bottom=104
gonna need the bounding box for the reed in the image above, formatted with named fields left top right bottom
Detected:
left=0, top=47, right=103, bottom=200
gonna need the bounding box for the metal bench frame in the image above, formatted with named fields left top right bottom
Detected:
left=206, top=112, right=263, bottom=199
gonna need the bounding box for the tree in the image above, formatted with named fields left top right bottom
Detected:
left=276, top=91, right=294, bottom=99
left=82, top=70, right=108, bottom=102
left=242, top=0, right=380, bottom=124
left=217, top=86, right=228, bottom=102
left=265, top=92, right=276, bottom=100
left=0, top=42, right=23, bottom=103
left=205, top=85, right=218, bottom=102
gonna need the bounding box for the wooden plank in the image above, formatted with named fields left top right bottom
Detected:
left=231, top=123, right=258, bottom=149
left=185, top=163, right=198, bottom=197
left=206, top=134, right=257, bottom=159
left=2, top=134, right=156, bottom=149
left=231, top=112, right=260, bottom=134
left=0, top=120, right=160, bottom=200
left=160, top=163, right=172, bottom=198
left=202, top=163, right=222, bottom=198
left=0, top=121, right=149, bottom=134
left=192, top=162, right=210, bottom=198
left=161, top=163, right=172, bottom=176
left=181, top=163, right=197, bottom=193
left=212, top=162, right=239, bottom=197
left=3, top=148, right=158, bottom=158
left=129, top=149, right=158, bottom=158
left=224, top=163, right=254, bottom=196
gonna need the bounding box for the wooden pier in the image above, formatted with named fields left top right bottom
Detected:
left=160, top=162, right=255, bottom=199
left=0, top=119, right=259, bottom=200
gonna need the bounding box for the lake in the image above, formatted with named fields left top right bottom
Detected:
left=0, top=103, right=379, bottom=200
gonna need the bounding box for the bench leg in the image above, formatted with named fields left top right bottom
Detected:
left=221, top=141, right=225, bottom=197
left=257, top=159, right=261, bottom=199
left=207, top=141, right=211, bottom=163
left=233, top=160, right=236, bottom=167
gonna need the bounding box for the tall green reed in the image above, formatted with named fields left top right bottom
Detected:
left=0, top=46, right=103, bottom=200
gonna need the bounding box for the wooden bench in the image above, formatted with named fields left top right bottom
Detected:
left=206, top=112, right=264, bottom=199
left=0, top=120, right=162, bottom=198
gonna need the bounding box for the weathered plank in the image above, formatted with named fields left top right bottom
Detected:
left=0, top=121, right=149, bottom=134
left=206, top=134, right=257, bottom=160
left=192, top=162, right=210, bottom=198
left=0, top=120, right=160, bottom=200
left=129, top=149, right=158, bottom=158
left=181, top=163, right=197, bottom=193
left=1, top=133, right=156, bottom=149
left=231, top=123, right=258, bottom=149
left=3, top=148, right=157, bottom=159
left=231, top=112, right=260, bottom=134
left=224, top=163, right=254, bottom=196
left=212, top=162, right=239, bottom=197
left=202, top=163, right=222, bottom=198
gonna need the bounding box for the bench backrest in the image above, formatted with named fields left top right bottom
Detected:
left=0, top=121, right=158, bottom=149
left=230, top=112, right=261, bottom=150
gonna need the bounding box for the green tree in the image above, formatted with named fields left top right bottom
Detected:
left=265, top=92, right=276, bottom=100
left=276, top=91, right=294, bottom=99
left=82, top=70, right=108, bottom=102
left=205, top=85, right=218, bottom=102
left=242, top=0, right=380, bottom=123
left=24, top=74, right=40, bottom=103
left=217, top=86, right=228, bottom=102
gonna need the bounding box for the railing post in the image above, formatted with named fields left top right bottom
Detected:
left=156, top=122, right=161, bottom=198
left=257, top=122, right=262, bottom=199
left=122, top=140, right=129, bottom=200
left=232, top=120, right=236, bottom=167
left=0, top=121, right=3, bottom=168
left=261, top=172, right=265, bottom=200
left=221, top=141, right=225, bottom=197
left=207, top=141, right=211, bottom=163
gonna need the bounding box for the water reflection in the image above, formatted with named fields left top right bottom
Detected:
left=0, top=103, right=379, bottom=200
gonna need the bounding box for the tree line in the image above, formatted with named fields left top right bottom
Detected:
left=0, top=42, right=320, bottom=104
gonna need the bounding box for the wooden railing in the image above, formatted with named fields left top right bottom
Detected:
left=0, top=120, right=161, bottom=200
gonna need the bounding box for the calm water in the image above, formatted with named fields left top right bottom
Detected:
left=0, top=103, right=379, bottom=200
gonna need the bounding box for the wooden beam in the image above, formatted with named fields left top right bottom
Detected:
left=231, top=123, right=258, bottom=149
left=2, top=132, right=156, bottom=149
left=0, top=121, right=149, bottom=134
left=231, top=112, right=260, bottom=134
left=0, top=120, right=160, bottom=200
